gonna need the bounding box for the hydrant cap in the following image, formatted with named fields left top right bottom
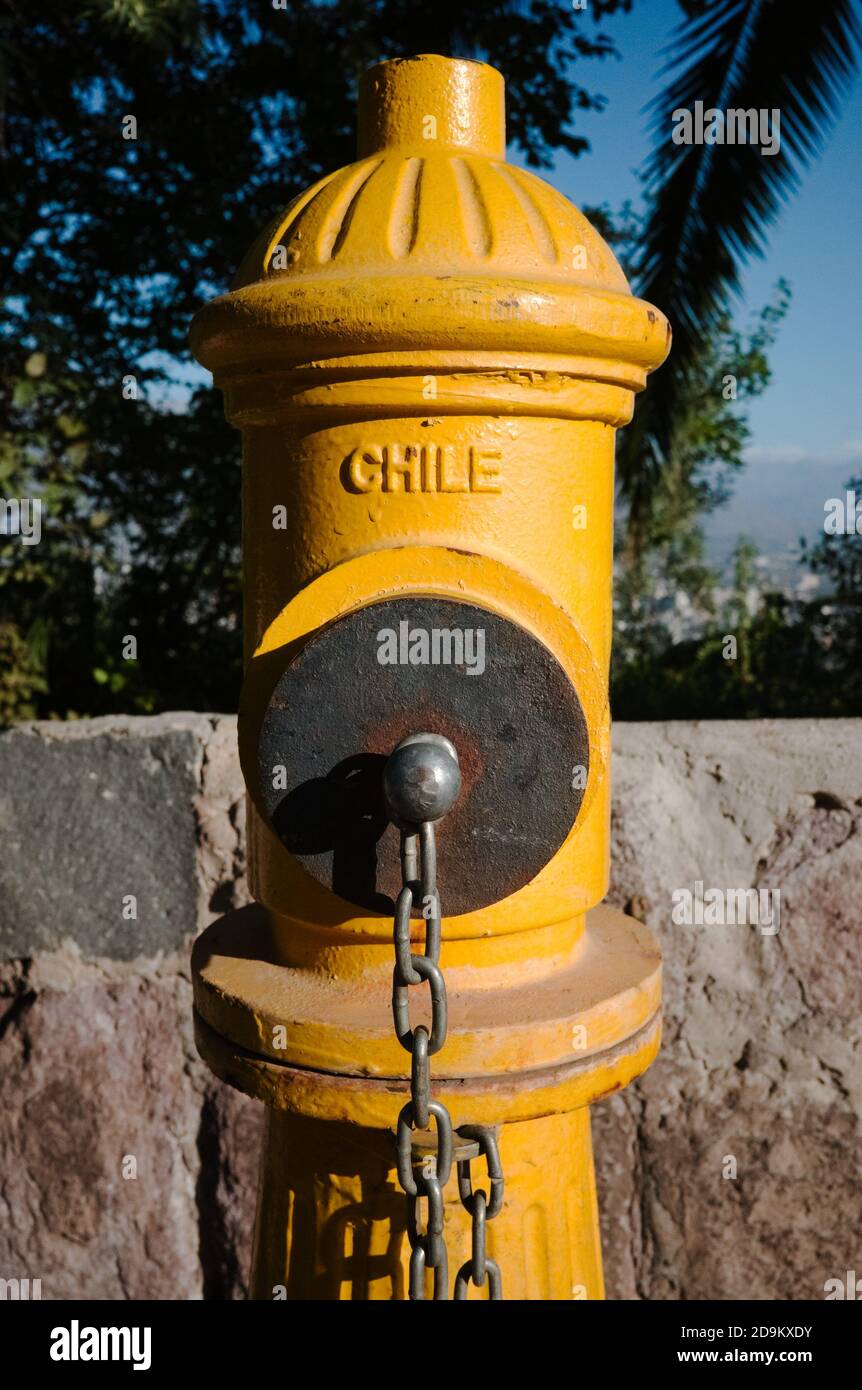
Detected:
left=191, top=54, right=670, bottom=385
left=357, top=54, right=506, bottom=159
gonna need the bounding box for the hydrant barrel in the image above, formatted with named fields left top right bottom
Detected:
left=190, top=52, right=669, bottom=1301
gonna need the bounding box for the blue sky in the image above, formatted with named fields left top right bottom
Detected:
left=514, top=0, right=862, bottom=564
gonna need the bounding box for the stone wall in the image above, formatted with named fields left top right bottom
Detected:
left=1, top=715, right=859, bottom=1300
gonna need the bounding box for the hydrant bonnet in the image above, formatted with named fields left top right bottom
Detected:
left=191, top=52, right=670, bottom=394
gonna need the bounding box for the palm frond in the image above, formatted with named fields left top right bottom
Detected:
left=619, top=0, right=861, bottom=544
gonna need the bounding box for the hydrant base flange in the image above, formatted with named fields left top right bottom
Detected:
left=191, top=901, right=661, bottom=1127
left=193, top=1005, right=660, bottom=1130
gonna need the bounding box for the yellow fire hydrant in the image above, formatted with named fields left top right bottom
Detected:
left=190, top=53, right=669, bottom=1300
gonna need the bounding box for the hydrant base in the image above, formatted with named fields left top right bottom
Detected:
left=193, top=1005, right=660, bottom=1128
left=192, top=901, right=661, bottom=1094
left=250, top=1104, right=605, bottom=1301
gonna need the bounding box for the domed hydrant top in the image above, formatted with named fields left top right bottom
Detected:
left=192, top=52, right=669, bottom=382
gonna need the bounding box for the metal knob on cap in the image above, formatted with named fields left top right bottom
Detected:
left=383, top=733, right=461, bottom=827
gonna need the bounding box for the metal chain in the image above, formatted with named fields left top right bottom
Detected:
left=454, top=1126, right=504, bottom=1300
left=391, top=819, right=504, bottom=1300
left=393, top=821, right=452, bottom=1300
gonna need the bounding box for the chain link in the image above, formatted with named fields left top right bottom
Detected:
left=390, top=816, right=504, bottom=1301
left=454, top=1126, right=504, bottom=1300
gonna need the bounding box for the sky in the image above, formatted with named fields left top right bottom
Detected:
left=513, top=0, right=862, bottom=566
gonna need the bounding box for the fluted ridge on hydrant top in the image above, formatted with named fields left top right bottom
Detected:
left=191, top=53, right=670, bottom=378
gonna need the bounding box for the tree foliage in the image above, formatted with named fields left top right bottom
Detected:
left=613, top=481, right=862, bottom=720
left=0, top=0, right=632, bottom=721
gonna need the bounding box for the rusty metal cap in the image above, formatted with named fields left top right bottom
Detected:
left=191, top=53, right=669, bottom=389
